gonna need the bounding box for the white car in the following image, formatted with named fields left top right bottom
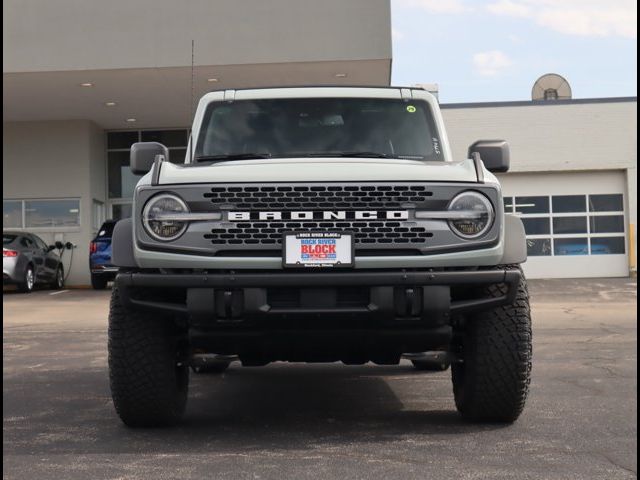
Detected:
left=3, top=231, right=64, bottom=292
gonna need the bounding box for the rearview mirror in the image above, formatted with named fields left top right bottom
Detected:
left=130, top=142, right=169, bottom=175
left=468, top=140, right=510, bottom=173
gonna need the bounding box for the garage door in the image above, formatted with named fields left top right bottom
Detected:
left=498, top=171, right=629, bottom=279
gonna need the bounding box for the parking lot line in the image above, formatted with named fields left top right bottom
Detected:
left=49, top=290, right=69, bottom=296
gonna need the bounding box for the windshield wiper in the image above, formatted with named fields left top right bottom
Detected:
left=195, top=151, right=423, bottom=162
left=294, top=151, right=395, bottom=159
left=325, top=152, right=427, bottom=160
left=195, top=153, right=272, bottom=162
left=333, top=151, right=393, bottom=158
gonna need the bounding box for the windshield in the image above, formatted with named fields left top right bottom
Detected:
left=3, top=234, right=18, bottom=246
left=195, top=98, right=444, bottom=162
left=96, top=221, right=116, bottom=238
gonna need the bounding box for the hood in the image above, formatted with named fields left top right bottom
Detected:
left=157, top=157, right=487, bottom=184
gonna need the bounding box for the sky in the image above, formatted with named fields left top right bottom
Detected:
left=390, top=0, right=637, bottom=103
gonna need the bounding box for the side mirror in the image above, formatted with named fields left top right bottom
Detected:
left=47, top=245, right=56, bottom=252
left=468, top=140, right=510, bottom=173
left=130, top=142, right=169, bottom=175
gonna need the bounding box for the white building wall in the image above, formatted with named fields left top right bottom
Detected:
left=3, top=0, right=391, bottom=73
left=442, top=100, right=636, bottom=173
left=3, top=120, right=105, bottom=286
left=442, top=99, right=637, bottom=274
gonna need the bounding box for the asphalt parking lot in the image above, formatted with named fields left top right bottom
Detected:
left=3, top=278, right=637, bottom=480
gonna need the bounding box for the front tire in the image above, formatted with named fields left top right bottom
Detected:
left=108, top=286, right=189, bottom=427
left=18, top=265, right=35, bottom=293
left=452, top=265, right=532, bottom=423
left=52, top=265, right=64, bottom=290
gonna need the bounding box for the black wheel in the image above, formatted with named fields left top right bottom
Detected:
left=91, top=274, right=109, bottom=290
left=52, top=265, right=64, bottom=290
left=191, top=361, right=231, bottom=374
left=18, top=264, right=35, bottom=293
left=452, top=265, right=532, bottom=423
left=108, top=286, right=189, bottom=427
left=411, top=358, right=449, bottom=371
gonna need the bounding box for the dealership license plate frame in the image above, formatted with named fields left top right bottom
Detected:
left=282, top=231, right=355, bottom=269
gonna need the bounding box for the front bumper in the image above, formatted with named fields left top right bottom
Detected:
left=115, top=268, right=520, bottom=362
left=132, top=243, right=505, bottom=270
left=90, top=265, right=119, bottom=278
left=116, top=268, right=520, bottom=318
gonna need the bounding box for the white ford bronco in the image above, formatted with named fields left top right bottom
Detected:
left=109, top=86, right=532, bottom=427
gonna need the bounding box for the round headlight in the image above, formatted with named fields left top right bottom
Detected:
left=447, top=191, right=494, bottom=239
left=142, top=193, right=189, bottom=241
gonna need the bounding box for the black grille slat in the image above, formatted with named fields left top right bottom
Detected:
left=202, top=183, right=436, bottom=247
left=205, top=220, right=434, bottom=246
left=205, top=184, right=433, bottom=211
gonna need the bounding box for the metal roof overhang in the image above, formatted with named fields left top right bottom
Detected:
left=3, top=59, right=391, bottom=129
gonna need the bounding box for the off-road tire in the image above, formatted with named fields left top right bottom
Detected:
left=452, top=265, right=532, bottom=423
left=18, top=265, right=35, bottom=293
left=108, top=286, right=189, bottom=427
left=91, top=274, right=108, bottom=290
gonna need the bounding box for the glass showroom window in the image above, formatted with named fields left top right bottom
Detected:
left=3, top=200, right=22, bottom=228
left=506, top=195, right=553, bottom=257
left=504, top=193, right=626, bottom=257
left=111, top=203, right=133, bottom=220
left=3, top=199, right=80, bottom=229
left=107, top=129, right=188, bottom=220
left=587, top=194, right=626, bottom=255
left=93, top=200, right=106, bottom=231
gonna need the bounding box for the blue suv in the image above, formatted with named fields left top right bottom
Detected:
left=89, top=220, right=118, bottom=289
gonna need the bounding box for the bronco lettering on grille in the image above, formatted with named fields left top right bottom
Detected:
left=228, top=211, right=410, bottom=221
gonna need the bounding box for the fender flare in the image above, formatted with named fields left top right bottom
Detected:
left=111, top=218, right=137, bottom=268
left=500, top=214, right=527, bottom=265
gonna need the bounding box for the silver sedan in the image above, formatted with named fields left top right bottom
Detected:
left=3, top=231, right=65, bottom=293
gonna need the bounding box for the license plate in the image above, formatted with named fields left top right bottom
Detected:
left=283, top=231, right=354, bottom=268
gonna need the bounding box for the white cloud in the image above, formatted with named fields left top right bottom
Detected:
left=487, top=0, right=531, bottom=17
left=485, top=0, right=637, bottom=39
left=396, top=0, right=473, bottom=14
left=473, top=50, right=513, bottom=76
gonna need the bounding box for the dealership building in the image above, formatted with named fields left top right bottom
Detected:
left=3, top=0, right=637, bottom=285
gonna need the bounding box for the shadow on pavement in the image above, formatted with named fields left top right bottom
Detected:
left=3, top=363, right=508, bottom=456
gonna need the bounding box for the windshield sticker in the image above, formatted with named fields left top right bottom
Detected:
left=406, top=105, right=416, bottom=113
left=432, top=137, right=441, bottom=155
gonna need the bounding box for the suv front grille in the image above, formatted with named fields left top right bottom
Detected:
left=205, top=222, right=433, bottom=246
left=201, top=183, right=437, bottom=248
left=204, top=184, right=434, bottom=210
